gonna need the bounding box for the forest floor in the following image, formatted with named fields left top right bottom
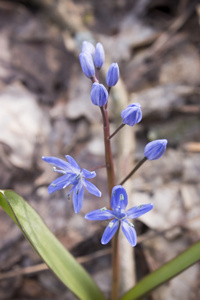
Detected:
left=0, top=0, right=200, bottom=299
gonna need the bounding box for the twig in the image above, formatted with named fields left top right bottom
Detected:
left=0, top=248, right=111, bottom=281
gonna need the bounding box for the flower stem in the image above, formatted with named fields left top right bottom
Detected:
left=96, top=68, right=100, bottom=81
left=100, top=106, right=119, bottom=299
left=90, top=164, right=106, bottom=172
left=111, top=225, right=120, bottom=300
left=91, top=75, right=99, bottom=83
left=108, top=123, right=125, bottom=140
left=119, top=157, right=147, bottom=186
left=105, top=87, right=111, bottom=109
left=100, top=106, right=115, bottom=199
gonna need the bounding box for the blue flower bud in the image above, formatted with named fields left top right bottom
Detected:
left=91, top=83, right=108, bottom=107
left=106, top=63, right=120, bottom=87
left=121, top=103, right=142, bottom=126
left=81, top=41, right=95, bottom=57
left=94, top=42, right=105, bottom=69
left=79, top=52, right=95, bottom=78
left=144, top=139, right=168, bottom=160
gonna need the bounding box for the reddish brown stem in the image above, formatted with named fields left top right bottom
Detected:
left=100, top=106, right=119, bottom=300
left=100, top=106, right=115, bottom=199
left=109, top=123, right=125, bottom=140
left=105, top=86, right=111, bottom=109
left=120, top=157, right=147, bottom=186
left=111, top=225, right=120, bottom=300
left=90, top=164, right=106, bottom=172
left=91, top=75, right=99, bottom=83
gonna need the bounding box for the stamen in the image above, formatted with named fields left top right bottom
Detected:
left=63, top=182, right=70, bottom=189
left=109, top=222, right=114, bottom=228
left=76, top=174, right=81, bottom=180
left=128, top=221, right=134, bottom=228
left=100, top=207, right=107, bottom=211
left=119, top=194, right=124, bottom=201
left=137, top=205, right=144, bottom=209
left=51, top=183, right=57, bottom=187
left=53, top=167, right=66, bottom=174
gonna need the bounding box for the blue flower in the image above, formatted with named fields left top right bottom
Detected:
left=121, top=103, right=142, bottom=126
left=85, top=185, right=153, bottom=246
left=42, top=155, right=101, bottom=213
left=106, top=63, right=120, bottom=87
left=144, top=139, right=168, bottom=160
left=94, top=42, right=105, bottom=69
left=79, top=52, right=95, bottom=79
left=91, top=82, right=108, bottom=106
left=81, top=41, right=95, bottom=57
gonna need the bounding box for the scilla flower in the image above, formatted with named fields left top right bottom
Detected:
left=42, top=155, right=101, bottom=213
left=94, top=42, right=105, bottom=69
left=91, top=82, right=108, bottom=106
left=106, top=63, right=120, bottom=87
left=85, top=185, right=153, bottom=246
left=79, top=52, right=95, bottom=79
left=81, top=41, right=95, bottom=57
left=121, top=103, right=142, bottom=126
left=144, top=139, right=168, bottom=160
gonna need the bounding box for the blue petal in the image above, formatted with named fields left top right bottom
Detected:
left=144, top=139, right=168, bottom=160
left=47, top=174, right=72, bottom=193
left=83, top=179, right=101, bottom=197
left=121, top=220, right=137, bottom=247
left=94, top=42, right=105, bottom=69
left=91, top=83, right=108, bottom=107
left=81, top=41, right=95, bottom=57
left=79, top=52, right=95, bottom=78
left=65, top=155, right=80, bottom=171
left=85, top=208, right=114, bottom=220
left=82, top=168, right=96, bottom=179
left=106, top=63, right=120, bottom=87
left=101, top=219, right=119, bottom=245
left=73, top=182, right=84, bottom=213
left=42, top=156, right=71, bottom=171
left=126, top=203, right=154, bottom=219
left=111, top=185, right=128, bottom=211
left=121, top=103, right=142, bottom=126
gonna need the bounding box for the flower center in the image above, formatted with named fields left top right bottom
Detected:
left=114, top=207, right=127, bottom=220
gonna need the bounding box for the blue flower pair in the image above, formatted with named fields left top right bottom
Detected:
left=42, top=154, right=157, bottom=247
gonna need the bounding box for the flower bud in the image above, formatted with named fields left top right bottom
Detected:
left=106, top=63, right=120, bottom=87
left=144, top=139, right=168, bottom=160
left=79, top=52, right=95, bottom=78
left=121, top=103, right=142, bottom=126
left=94, top=42, right=105, bottom=69
left=91, top=83, right=108, bottom=106
left=81, top=41, right=95, bottom=57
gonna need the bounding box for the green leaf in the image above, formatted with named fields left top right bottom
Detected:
left=0, top=190, right=106, bottom=300
left=121, top=240, right=200, bottom=300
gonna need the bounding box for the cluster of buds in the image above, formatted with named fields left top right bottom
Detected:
left=79, top=41, right=120, bottom=107
left=79, top=41, right=144, bottom=129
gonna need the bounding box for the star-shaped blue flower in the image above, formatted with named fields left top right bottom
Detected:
left=42, top=155, right=101, bottom=213
left=85, top=185, right=153, bottom=246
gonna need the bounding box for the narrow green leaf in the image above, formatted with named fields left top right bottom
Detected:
left=121, top=240, right=200, bottom=300
left=0, top=190, right=106, bottom=300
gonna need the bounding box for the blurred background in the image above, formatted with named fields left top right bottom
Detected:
left=0, top=0, right=200, bottom=299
